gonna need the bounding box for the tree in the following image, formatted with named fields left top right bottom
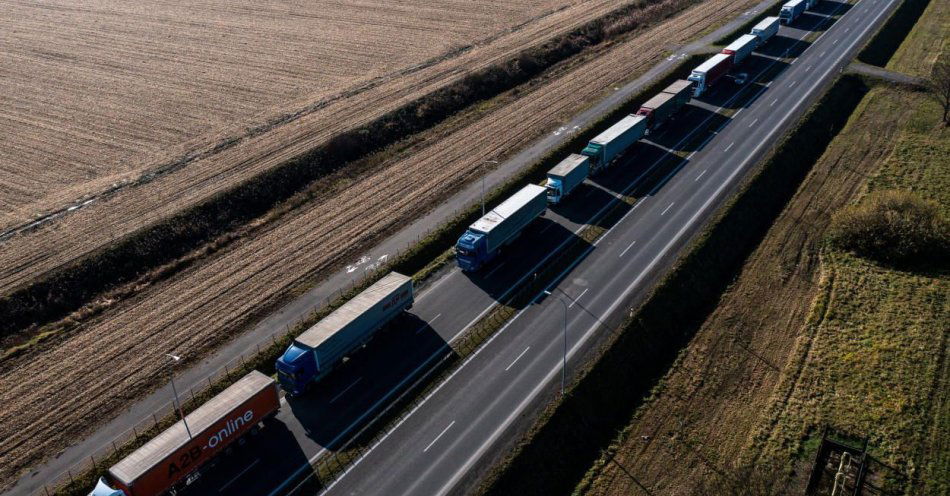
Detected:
left=924, top=55, right=950, bottom=126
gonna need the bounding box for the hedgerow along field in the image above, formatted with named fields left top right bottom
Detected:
left=0, top=0, right=768, bottom=490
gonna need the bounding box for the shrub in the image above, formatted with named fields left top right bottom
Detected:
left=827, top=190, right=949, bottom=266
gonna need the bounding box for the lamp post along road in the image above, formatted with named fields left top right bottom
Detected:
left=482, top=160, right=498, bottom=217
left=544, top=290, right=568, bottom=395
left=165, top=354, right=192, bottom=439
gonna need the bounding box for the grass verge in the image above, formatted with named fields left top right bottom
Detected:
left=857, top=0, right=931, bottom=67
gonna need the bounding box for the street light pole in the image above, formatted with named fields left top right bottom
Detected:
left=482, top=160, right=499, bottom=217
left=544, top=290, right=569, bottom=395
left=165, top=354, right=192, bottom=439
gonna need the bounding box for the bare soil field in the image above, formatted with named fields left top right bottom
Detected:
left=0, top=0, right=764, bottom=487
left=577, top=17, right=948, bottom=493
left=0, top=0, right=625, bottom=293
left=0, top=0, right=578, bottom=228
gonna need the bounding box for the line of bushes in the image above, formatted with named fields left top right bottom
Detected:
left=857, top=0, right=931, bottom=67
left=0, top=0, right=704, bottom=345
left=474, top=75, right=871, bottom=496
left=827, top=189, right=949, bottom=267
left=49, top=51, right=704, bottom=496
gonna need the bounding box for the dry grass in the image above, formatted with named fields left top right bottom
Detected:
left=577, top=29, right=949, bottom=496
left=0, top=0, right=626, bottom=294
left=0, top=0, right=579, bottom=227
left=0, top=0, right=767, bottom=488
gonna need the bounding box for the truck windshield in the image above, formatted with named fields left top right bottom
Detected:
left=278, top=369, right=296, bottom=383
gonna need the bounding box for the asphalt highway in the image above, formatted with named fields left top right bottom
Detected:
left=33, top=0, right=897, bottom=493
left=305, top=0, right=900, bottom=494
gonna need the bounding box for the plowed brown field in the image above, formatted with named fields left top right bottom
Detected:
left=0, top=0, right=762, bottom=488
left=0, top=0, right=624, bottom=293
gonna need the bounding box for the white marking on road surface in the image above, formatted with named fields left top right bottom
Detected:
left=695, top=169, right=708, bottom=181
left=789, top=80, right=797, bottom=88
left=661, top=202, right=675, bottom=216
left=330, top=378, right=363, bottom=404
left=724, top=141, right=734, bottom=152
left=833, top=38, right=839, bottom=44
left=805, top=65, right=812, bottom=72
left=220, top=459, right=260, bottom=492
left=770, top=98, right=778, bottom=107
left=505, top=347, right=531, bottom=371
left=485, top=262, right=507, bottom=279
left=748, top=118, right=758, bottom=127
left=845, top=27, right=850, bottom=33
left=282, top=2, right=873, bottom=490
left=568, top=288, right=589, bottom=308
left=820, top=51, right=826, bottom=57
left=424, top=421, right=456, bottom=452
left=416, top=314, right=442, bottom=333
left=619, top=240, right=637, bottom=258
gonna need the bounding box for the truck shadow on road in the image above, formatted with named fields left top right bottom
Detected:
left=463, top=217, right=593, bottom=307
left=284, top=313, right=454, bottom=449
left=179, top=421, right=309, bottom=496
left=642, top=105, right=732, bottom=151
left=755, top=34, right=812, bottom=58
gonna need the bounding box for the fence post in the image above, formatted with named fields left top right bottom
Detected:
left=153, top=413, right=158, bottom=428
left=133, top=426, right=137, bottom=439
left=112, top=441, right=118, bottom=455
left=45, top=485, right=50, bottom=496
left=90, top=455, right=96, bottom=469
left=225, top=364, right=230, bottom=380
left=68, top=471, right=74, bottom=485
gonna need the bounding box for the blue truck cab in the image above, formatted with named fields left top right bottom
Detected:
left=456, top=230, right=490, bottom=272
left=455, top=184, right=548, bottom=272
left=276, top=343, right=317, bottom=396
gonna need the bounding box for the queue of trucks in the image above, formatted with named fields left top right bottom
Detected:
left=88, top=8, right=813, bottom=496
left=90, top=272, right=417, bottom=496
left=457, top=14, right=789, bottom=271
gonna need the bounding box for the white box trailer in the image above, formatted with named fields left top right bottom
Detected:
left=580, top=115, right=647, bottom=172
left=276, top=272, right=414, bottom=394
left=722, top=34, right=759, bottom=65
left=546, top=154, right=590, bottom=204
left=751, top=16, right=780, bottom=44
